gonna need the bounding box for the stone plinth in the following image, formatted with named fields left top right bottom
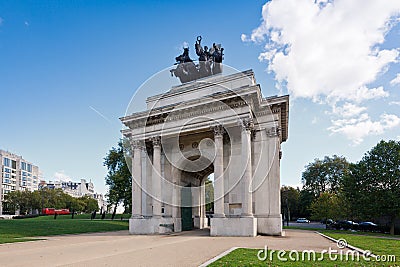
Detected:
left=129, top=217, right=174, bottom=235
left=256, top=215, right=282, bottom=236
left=210, top=217, right=257, bottom=237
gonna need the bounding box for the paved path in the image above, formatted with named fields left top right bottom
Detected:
left=0, top=229, right=342, bottom=266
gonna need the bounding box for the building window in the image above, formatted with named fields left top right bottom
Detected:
left=21, top=162, right=27, bottom=171
left=4, top=173, right=10, bottom=178
left=11, top=160, right=16, bottom=169
left=5, top=168, right=11, bottom=173
left=27, top=164, right=32, bottom=172
left=3, top=158, right=10, bottom=167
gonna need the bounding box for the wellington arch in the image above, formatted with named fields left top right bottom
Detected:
left=120, top=67, right=289, bottom=237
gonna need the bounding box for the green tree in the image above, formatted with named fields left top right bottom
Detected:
left=281, top=186, right=300, bottom=221
left=302, top=155, right=349, bottom=197
left=343, top=140, right=400, bottom=235
left=205, top=176, right=214, bottom=212
left=298, top=189, right=314, bottom=218
left=310, top=192, right=341, bottom=227
left=79, top=195, right=99, bottom=213
left=104, top=139, right=132, bottom=218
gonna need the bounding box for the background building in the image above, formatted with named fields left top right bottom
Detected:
left=0, top=150, right=40, bottom=215
left=40, top=178, right=107, bottom=212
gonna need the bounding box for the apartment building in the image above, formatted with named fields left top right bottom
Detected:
left=0, top=150, right=40, bottom=215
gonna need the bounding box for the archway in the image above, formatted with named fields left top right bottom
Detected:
left=178, top=154, right=214, bottom=231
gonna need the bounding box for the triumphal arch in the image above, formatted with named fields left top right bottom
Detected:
left=120, top=38, right=289, bottom=236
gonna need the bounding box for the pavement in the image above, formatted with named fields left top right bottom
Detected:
left=0, top=229, right=344, bottom=267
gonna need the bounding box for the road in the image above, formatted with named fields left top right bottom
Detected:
left=285, top=222, right=327, bottom=229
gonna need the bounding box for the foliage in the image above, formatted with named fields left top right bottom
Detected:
left=3, top=188, right=99, bottom=215
left=205, top=176, right=214, bottom=212
left=343, top=140, right=400, bottom=235
left=302, top=155, right=349, bottom=197
left=104, top=139, right=132, bottom=214
left=298, top=189, right=314, bottom=218
left=281, top=186, right=300, bottom=220
left=310, top=192, right=344, bottom=221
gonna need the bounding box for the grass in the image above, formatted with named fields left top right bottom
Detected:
left=320, top=231, right=400, bottom=262
left=209, top=230, right=399, bottom=266
left=208, top=248, right=383, bottom=266
left=0, top=214, right=129, bottom=244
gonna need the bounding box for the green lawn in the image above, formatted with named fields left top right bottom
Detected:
left=209, top=231, right=399, bottom=266
left=320, top=231, right=400, bottom=262
left=209, top=248, right=384, bottom=266
left=0, top=215, right=129, bottom=244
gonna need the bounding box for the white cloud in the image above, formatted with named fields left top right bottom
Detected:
left=390, top=73, right=400, bottom=85
left=332, top=103, right=367, bottom=118
left=53, top=170, right=72, bottom=182
left=389, top=101, right=400, bottom=105
left=24, top=21, right=29, bottom=26
left=328, top=113, right=400, bottom=145
left=244, top=0, right=400, bottom=143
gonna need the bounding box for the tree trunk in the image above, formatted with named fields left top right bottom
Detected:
left=390, top=217, right=396, bottom=235
left=112, top=204, right=117, bottom=220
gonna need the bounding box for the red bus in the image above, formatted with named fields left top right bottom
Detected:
left=42, top=208, right=70, bottom=215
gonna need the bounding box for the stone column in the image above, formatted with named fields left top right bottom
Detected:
left=171, top=165, right=181, bottom=232
left=201, top=180, right=206, bottom=227
left=241, top=118, right=254, bottom=217
left=152, top=136, right=162, bottom=218
left=131, top=140, right=143, bottom=218
left=212, top=125, right=225, bottom=218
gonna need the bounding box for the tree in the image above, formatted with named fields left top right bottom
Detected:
left=104, top=139, right=132, bottom=218
left=298, top=189, right=314, bottom=218
left=79, top=195, right=99, bottom=213
left=310, top=192, right=341, bottom=227
left=302, top=155, right=349, bottom=197
left=281, top=186, right=300, bottom=221
left=205, top=176, right=214, bottom=212
left=343, top=140, right=400, bottom=235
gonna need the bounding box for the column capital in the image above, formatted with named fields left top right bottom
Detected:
left=266, top=126, right=280, bottom=137
left=240, top=117, right=254, bottom=132
left=211, top=124, right=225, bottom=137
left=151, top=136, right=161, bottom=147
left=130, top=139, right=144, bottom=150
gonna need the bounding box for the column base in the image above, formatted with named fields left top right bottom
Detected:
left=173, top=217, right=182, bottom=232
left=210, top=216, right=257, bottom=236
left=129, top=217, right=174, bottom=234
left=256, top=214, right=282, bottom=236
left=194, top=216, right=208, bottom=229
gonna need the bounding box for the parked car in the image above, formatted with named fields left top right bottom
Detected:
left=359, top=222, right=378, bottom=232
left=334, top=220, right=358, bottom=230
left=320, top=219, right=335, bottom=225
left=296, top=218, right=310, bottom=223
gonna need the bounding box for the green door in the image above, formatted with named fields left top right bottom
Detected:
left=181, top=185, right=193, bottom=231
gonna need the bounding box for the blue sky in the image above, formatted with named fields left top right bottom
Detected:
left=1, top=0, right=399, bottom=194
